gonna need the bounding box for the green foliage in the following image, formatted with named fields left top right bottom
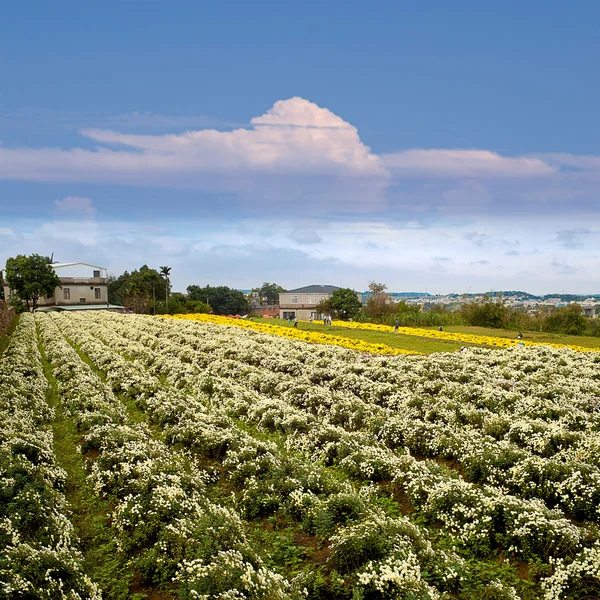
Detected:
left=328, top=288, right=362, bottom=320
left=155, top=293, right=210, bottom=315
left=461, top=297, right=509, bottom=329
left=253, top=282, right=287, bottom=305
left=187, top=284, right=248, bottom=315
left=364, top=281, right=394, bottom=320
left=108, top=265, right=167, bottom=313
left=7, top=296, right=27, bottom=314
left=5, top=254, right=61, bottom=310
left=542, top=304, right=588, bottom=335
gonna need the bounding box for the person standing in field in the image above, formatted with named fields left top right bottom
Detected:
left=394, top=319, right=399, bottom=334
left=294, top=317, right=298, bottom=328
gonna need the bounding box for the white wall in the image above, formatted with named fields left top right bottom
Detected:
left=57, top=284, right=108, bottom=305
left=53, top=264, right=107, bottom=278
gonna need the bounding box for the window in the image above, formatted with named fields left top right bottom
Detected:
left=63, top=288, right=70, bottom=300
left=291, top=296, right=298, bottom=304
left=95, top=288, right=101, bottom=299
left=93, top=270, right=100, bottom=278
left=79, top=298, right=86, bottom=303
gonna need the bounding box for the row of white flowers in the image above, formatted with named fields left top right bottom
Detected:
left=49, top=312, right=600, bottom=598
left=36, top=313, right=291, bottom=599
left=46, top=313, right=473, bottom=598
left=78, top=315, right=590, bottom=524
left=0, top=315, right=100, bottom=598
left=101, top=313, right=600, bottom=524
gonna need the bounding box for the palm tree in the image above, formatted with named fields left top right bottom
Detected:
left=159, top=266, right=171, bottom=309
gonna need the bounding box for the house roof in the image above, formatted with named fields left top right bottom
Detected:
left=284, top=285, right=341, bottom=294
left=51, top=262, right=107, bottom=270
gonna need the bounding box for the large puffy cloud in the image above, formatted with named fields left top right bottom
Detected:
left=0, top=97, right=564, bottom=187
left=0, top=98, right=385, bottom=183
left=1, top=96, right=599, bottom=219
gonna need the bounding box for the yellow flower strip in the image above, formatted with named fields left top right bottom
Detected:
left=330, top=320, right=600, bottom=353
left=162, top=314, right=421, bottom=356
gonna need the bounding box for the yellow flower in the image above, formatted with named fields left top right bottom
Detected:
left=329, top=320, right=600, bottom=353
left=160, top=314, right=421, bottom=356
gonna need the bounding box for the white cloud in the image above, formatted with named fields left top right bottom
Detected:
left=382, top=149, right=556, bottom=178
left=0, top=98, right=389, bottom=213
left=0, top=97, right=599, bottom=221
left=76, top=96, right=386, bottom=178
left=0, top=98, right=578, bottom=195
left=2, top=213, right=600, bottom=294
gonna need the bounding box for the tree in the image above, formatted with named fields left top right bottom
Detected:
left=187, top=285, right=248, bottom=315
left=107, top=271, right=130, bottom=305
left=159, top=266, right=172, bottom=309
left=108, top=265, right=166, bottom=313
left=461, top=296, right=508, bottom=329
left=368, top=282, right=388, bottom=296
left=252, top=282, right=286, bottom=305
left=5, top=254, right=61, bottom=311
left=544, top=304, right=587, bottom=335
left=328, top=288, right=362, bottom=320
left=315, top=297, right=333, bottom=316
left=155, top=292, right=210, bottom=315
left=364, top=281, right=392, bottom=321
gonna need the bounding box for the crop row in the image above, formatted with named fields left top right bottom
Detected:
left=93, top=312, right=600, bottom=523
left=50, top=312, right=600, bottom=598
left=36, top=313, right=291, bottom=599
left=0, top=315, right=100, bottom=598
left=46, top=312, right=471, bottom=599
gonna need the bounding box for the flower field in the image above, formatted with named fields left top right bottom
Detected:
left=329, top=320, right=600, bottom=353
left=3, top=312, right=600, bottom=599
left=167, top=313, right=420, bottom=356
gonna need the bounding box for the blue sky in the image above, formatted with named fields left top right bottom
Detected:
left=1, top=1, right=599, bottom=294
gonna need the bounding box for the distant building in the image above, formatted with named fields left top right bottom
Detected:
left=279, top=284, right=342, bottom=321
left=248, top=291, right=279, bottom=317
left=2, top=261, right=113, bottom=310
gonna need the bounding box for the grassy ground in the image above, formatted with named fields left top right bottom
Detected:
left=256, top=318, right=600, bottom=354
left=257, top=318, right=465, bottom=353
left=35, top=324, right=134, bottom=599
left=421, top=324, right=600, bottom=349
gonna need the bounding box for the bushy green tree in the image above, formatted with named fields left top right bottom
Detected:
left=187, top=285, right=248, bottom=315
left=328, top=288, right=362, bottom=320
left=155, top=292, right=210, bottom=315
left=252, top=282, right=286, bottom=305
left=461, top=297, right=508, bottom=328
left=108, top=265, right=166, bottom=313
left=543, top=304, right=587, bottom=335
left=5, top=254, right=61, bottom=311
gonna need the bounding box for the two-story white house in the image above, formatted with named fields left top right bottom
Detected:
left=279, top=284, right=342, bottom=321
left=2, top=262, right=110, bottom=309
